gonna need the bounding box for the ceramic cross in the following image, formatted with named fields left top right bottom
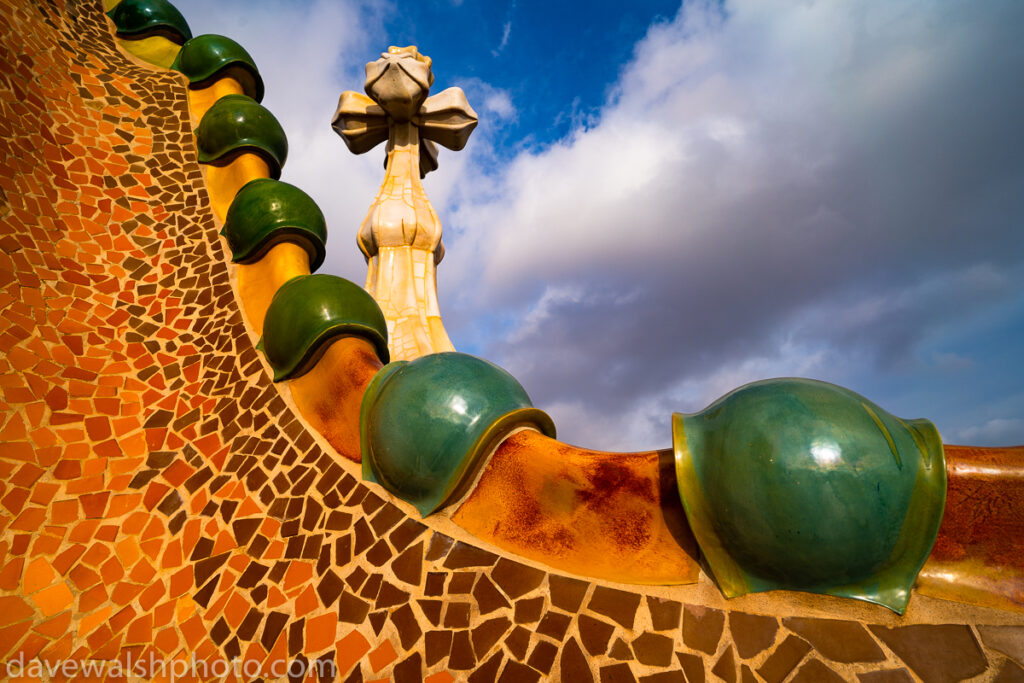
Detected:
left=332, top=46, right=478, bottom=361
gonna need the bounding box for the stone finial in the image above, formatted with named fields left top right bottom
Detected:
left=330, top=46, right=477, bottom=361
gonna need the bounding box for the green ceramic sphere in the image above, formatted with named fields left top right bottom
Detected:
left=260, top=274, right=388, bottom=381
left=172, top=34, right=264, bottom=102
left=107, top=0, right=192, bottom=43
left=673, top=377, right=946, bottom=613
left=360, top=352, right=556, bottom=516
left=222, top=178, right=327, bottom=271
left=195, top=94, right=287, bottom=179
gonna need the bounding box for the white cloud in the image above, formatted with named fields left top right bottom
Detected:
left=439, top=0, right=1024, bottom=449
left=957, top=418, right=1024, bottom=446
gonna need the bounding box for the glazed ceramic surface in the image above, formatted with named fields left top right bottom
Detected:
left=107, top=0, right=191, bottom=42
left=360, top=352, right=555, bottom=516
left=195, top=94, right=287, bottom=179
left=222, top=178, right=327, bottom=271
left=260, top=274, right=389, bottom=381
left=673, top=377, right=946, bottom=613
left=172, top=34, right=264, bottom=101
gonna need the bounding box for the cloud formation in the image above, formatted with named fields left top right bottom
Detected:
left=440, top=0, right=1024, bottom=449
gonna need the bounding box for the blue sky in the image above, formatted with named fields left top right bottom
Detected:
left=174, top=0, right=1024, bottom=450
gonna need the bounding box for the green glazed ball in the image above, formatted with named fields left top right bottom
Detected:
left=195, top=94, right=287, bottom=179
left=172, top=34, right=264, bottom=102
left=260, top=274, right=388, bottom=381
left=222, top=178, right=327, bottom=271
left=361, top=352, right=556, bottom=516
left=107, top=0, right=192, bottom=43
left=673, top=377, right=945, bottom=613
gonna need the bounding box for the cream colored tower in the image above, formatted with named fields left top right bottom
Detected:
left=332, top=46, right=477, bottom=361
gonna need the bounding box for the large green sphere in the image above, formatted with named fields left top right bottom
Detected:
left=195, top=94, right=287, bottom=179
left=260, top=274, right=388, bottom=381
left=172, top=34, right=264, bottom=102
left=107, top=0, right=192, bottom=43
left=673, top=377, right=945, bottom=613
left=361, top=353, right=556, bottom=516
left=222, top=178, right=327, bottom=271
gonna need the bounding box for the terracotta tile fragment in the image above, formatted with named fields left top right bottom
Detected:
left=368, top=638, right=398, bottom=672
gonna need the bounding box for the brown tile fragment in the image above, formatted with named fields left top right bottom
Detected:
left=425, top=629, right=453, bottom=666
left=994, top=660, right=1024, bottom=683
left=783, top=616, right=883, bottom=663
left=790, top=658, right=845, bottom=683
left=448, top=571, right=476, bottom=594
left=368, top=611, right=387, bottom=635
left=369, top=503, right=404, bottom=535
left=417, top=599, right=443, bottom=626
left=676, top=652, right=705, bottom=683
left=505, top=626, right=531, bottom=661
left=537, top=611, right=571, bottom=641
left=869, top=624, right=987, bottom=683
left=739, top=666, right=757, bottom=683
left=589, top=586, right=641, bottom=630
left=579, top=614, right=616, bottom=656
left=317, top=570, right=344, bottom=607
left=683, top=604, right=725, bottom=655
left=527, top=640, right=558, bottom=674
left=261, top=611, right=289, bottom=651
left=730, top=611, right=778, bottom=659
left=426, top=532, right=454, bottom=561
left=444, top=601, right=471, bottom=628
left=491, top=558, right=545, bottom=599
left=388, top=518, right=426, bottom=551
left=366, top=539, right=392, bottom=567
left=857, top=670, right=915, bottom=683
left=647, top=597, right=682, bottom=631
left=549, top=574, right=589, bottom=612
left=499, top=660, right=542, bottom=683
left=391, top=541, right=423, bottom=586
left=449, top=630, right=477, bottom=669
left=979, top=626, right=1024, bottom=665
left=514, top=596, right=544, bottom=624
left=639, top=673, right=686, bottom=683
left=393, top=652, right=422, bottom=683
left=237, top=609, right=262, bottom=641
left=711, top=645, right=737, bottom=683
left=375, top=581, right=409, bottom=609
left=473, top=616, right=512, bottom=659
left=425, top=572, right=447, bottom=596
left=444, top=541, right=498, bottom=568
left=756, top=634, right=811, bottom=683
left=600, top=663, right=638, bottom=683
left=338, top=591, right=371, bottom=624
left=390, top=604, right=421, bottom=650
left=237, top=562, right=269, bottom=589
left=561, top=637, right=594, bottom=683
left=473, top=574, right=511, bottom=615
left=610, top=638, right=634, bottom=661
left=470, top=652, right=505, bottom=682
left=632, top=632, right=674, bottom=667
